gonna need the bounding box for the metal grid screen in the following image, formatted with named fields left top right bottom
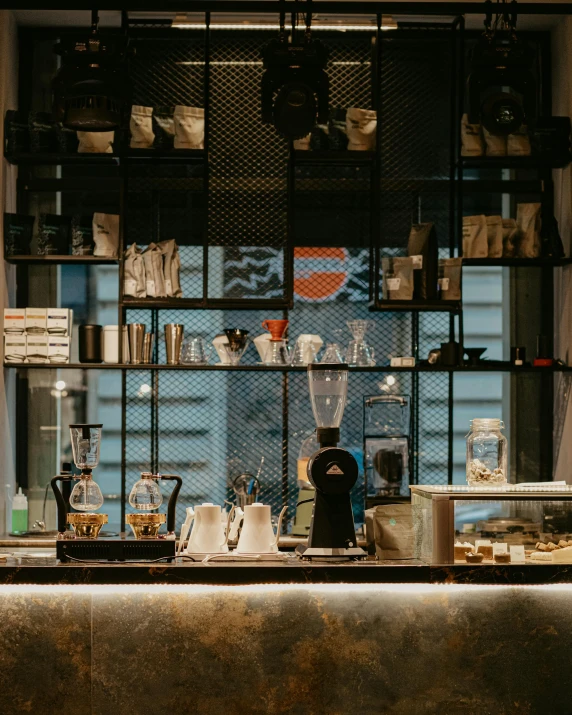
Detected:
left=124, top=28, right=453, bottom=530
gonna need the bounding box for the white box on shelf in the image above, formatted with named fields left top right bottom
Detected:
left=4, top=335, right=27, bottom=363
left=47, top=308, right=72, bottom=337
left=3, top=308, right=26, bottom=335
left=47, top=336, right=70, bottom=364
left=390, top=356, right=416, bottom=367
left=25, top=308, right=47, bottom=335
left=26, top=336, right=49, bottom=364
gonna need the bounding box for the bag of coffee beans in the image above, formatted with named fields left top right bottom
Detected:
left=461, top=113, right=484, bottom=157
left=486, top=216, right=503, bottom=258
left=293, top=133, right=311, bottom=150
left=502, top=218, right=518, bottom=257
left=29, top=111, right=58, bottom=154
left=462, top=215, right=488, bottom=258
left=93, top=213, right=120, bottom=257
left=346, top=108, right=376, bottom=151
left=38, top=214, right=71, bottom=255
left=483, top=127, right=507, bottom=157
left=77, top=131, right=114, bottom=154
left=507, top=125, right=531, bottom=156
left=4, top=111, right=30, bottom=154
left=407, top=222, right=438, bottom=299
left=152, top=106, right=176, bottom=150
left=71, top=215, right=94, bottom=255
left=173, top=106, right=204, bottom=150
left=123, top=243, right=146, bottom=298
left=4, top=213, right=34, bottom=256
left=438, top=257, right=462, bottom=301
left=142, top=243, right=167, bottom=297
left=517, top=203, right=542, bottom=258
left=130, top=105, right=154, bottom=149
left=157, top=239, right=182, bottom=298
left=382, top=256, right=414, bottom=300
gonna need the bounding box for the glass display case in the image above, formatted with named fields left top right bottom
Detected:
left=411, top=485, right=572, bottom=565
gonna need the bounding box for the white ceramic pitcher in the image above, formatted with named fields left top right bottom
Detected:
left=236, top=503, right=288, bottom=554
left=185, top=503, right=231, bottom=554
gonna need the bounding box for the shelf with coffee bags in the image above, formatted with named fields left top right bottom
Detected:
left=4, top=255, right=119, bottom=265
left=461, top=257, right=572, bottom=267
left=293, top=150, right=376, bottom=166
left=5, top=150, right=206, bottom=166
left=369, top=299, right=462, bottom=313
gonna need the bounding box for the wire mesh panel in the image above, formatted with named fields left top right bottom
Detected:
left=376, top=29, right=456, bottom=301
left=208, top=31, right=289, bottom=302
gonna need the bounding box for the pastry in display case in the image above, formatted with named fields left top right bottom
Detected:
left=411, top=484, right=572, bottom=564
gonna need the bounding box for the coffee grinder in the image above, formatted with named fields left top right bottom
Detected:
left=296, top=364, right=366, bottom=560
left=51, top=424, right=182, bottom=562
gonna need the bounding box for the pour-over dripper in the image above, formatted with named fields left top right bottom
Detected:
left=70, top=424, right=102, bottom=471
left=347, top=320, right=372, bottom=341
left=223, top=329, right=250, bottom=365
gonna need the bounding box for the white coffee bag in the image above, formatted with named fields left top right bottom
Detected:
left=130, top=106, right=154, bottom=149
left=173, top=106, right=204, bottom=150
left=346, top=108, right=376, bottom=151
left=77, top=131, right=114, bottom=154
left=93, top=213, right=120, bottom=257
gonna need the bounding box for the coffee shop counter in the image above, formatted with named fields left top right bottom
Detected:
left=0, top=558, right=571, bottom=714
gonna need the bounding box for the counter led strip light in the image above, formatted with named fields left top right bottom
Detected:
left=171, top=15, right=398, bottom=31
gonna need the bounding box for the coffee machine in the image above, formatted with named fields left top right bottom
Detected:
left=51, top=424, right=182, bottom=562
left=296, top=364, right=366, bottom=560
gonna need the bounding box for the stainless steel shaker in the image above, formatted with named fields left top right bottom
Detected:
left=127, top=324, right=146, bottom=365
left=164, top=324, right=184, bottom=365
left=142, top=333, right=155, bottom=364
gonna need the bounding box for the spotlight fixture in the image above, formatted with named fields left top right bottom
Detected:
left=466, top=0, right=537, bottom=136
left=52, top=9, right=130, bottom=131
left=261, top=7, right=329, bottom=140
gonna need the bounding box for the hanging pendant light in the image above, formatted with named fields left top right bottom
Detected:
left=52, top=9, right=130, bottom=131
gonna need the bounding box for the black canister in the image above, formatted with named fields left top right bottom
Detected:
left=440, top=341, right=461, bottom=366
left=79, top=325, right=102, bottom=363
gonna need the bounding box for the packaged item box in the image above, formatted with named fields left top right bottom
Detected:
left=47, top=336, right=70, bottom=364
left=4, top=335, right=26, bottom=363
left=47, top=308, right=72, bottom=336
left=25, top=307, right=47, bottom=335
left=3, top=308, right=26, bottom=334
left=26, top=336, right=48, bottom=363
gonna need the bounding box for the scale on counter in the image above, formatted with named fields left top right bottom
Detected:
left=51, top=424, right=182, bottom=562
left=296, top=364, right=366, bottom=561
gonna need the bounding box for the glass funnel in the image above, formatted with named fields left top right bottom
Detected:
left=308, top=364, right=349, bottom=428
left=70, top=424, right=102, bottom=471
left=347, top=320, right=372, bottom=341
left=129, top=472, right=163, bottom=510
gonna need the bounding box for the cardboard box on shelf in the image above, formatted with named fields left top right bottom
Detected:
left=47, top=336, right=70, bottom=364
left=3, top=308, right=26, bottom=335
left=4, top=335, right=27, bottom=363
left=47, top=308, right=72, bottom=337
left=25, top=307, right=47, bottom=335
left=26, top=336, right=49, bottom=364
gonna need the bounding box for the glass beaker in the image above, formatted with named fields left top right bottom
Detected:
left=129, top=472, right=163, bottom=510
left=264, top=339, right=290, bottom=365
left=466, top=418, right=508, bottom=486
left=181, top=337, right=212, bottom=365
left=69, top=477, right=104, bottom=512
left=290, top=338, right=318, bottom=366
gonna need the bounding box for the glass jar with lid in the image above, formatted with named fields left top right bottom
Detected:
left=466, top=418, right=508, bottom=486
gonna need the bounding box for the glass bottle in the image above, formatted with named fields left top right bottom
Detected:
left=466, top=418, right=507, bottom=486
left=69, top=476, right=104, bottom=511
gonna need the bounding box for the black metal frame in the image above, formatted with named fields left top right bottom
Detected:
left=7, top=6, right=567, bottom=519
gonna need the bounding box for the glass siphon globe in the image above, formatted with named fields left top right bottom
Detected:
left=129, top=474, right=163, bottom=511
left=69, top=477, right=104, bottom=512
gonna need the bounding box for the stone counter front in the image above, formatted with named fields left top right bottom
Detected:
left=0, top=576, right=572, bottom=714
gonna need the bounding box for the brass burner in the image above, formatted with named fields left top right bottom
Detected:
left=126, top=513, right=166, bottom=539
left=67, top=512, right=108, bottom=539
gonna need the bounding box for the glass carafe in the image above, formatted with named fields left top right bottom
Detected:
left=264, top=339, right=290, bottom=365
left=466, top=418, right=508, bottom=486
left=70, top=476, right=104, bottom=511
left=129, top=472, right=163, bottom=510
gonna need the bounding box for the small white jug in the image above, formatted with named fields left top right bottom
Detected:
left=185, top=503, right=231, bottom=554
left=236, top=503, right=287, bottom=554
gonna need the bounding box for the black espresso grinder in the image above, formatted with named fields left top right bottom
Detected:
left=296, top=364, right=366, bottom=560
